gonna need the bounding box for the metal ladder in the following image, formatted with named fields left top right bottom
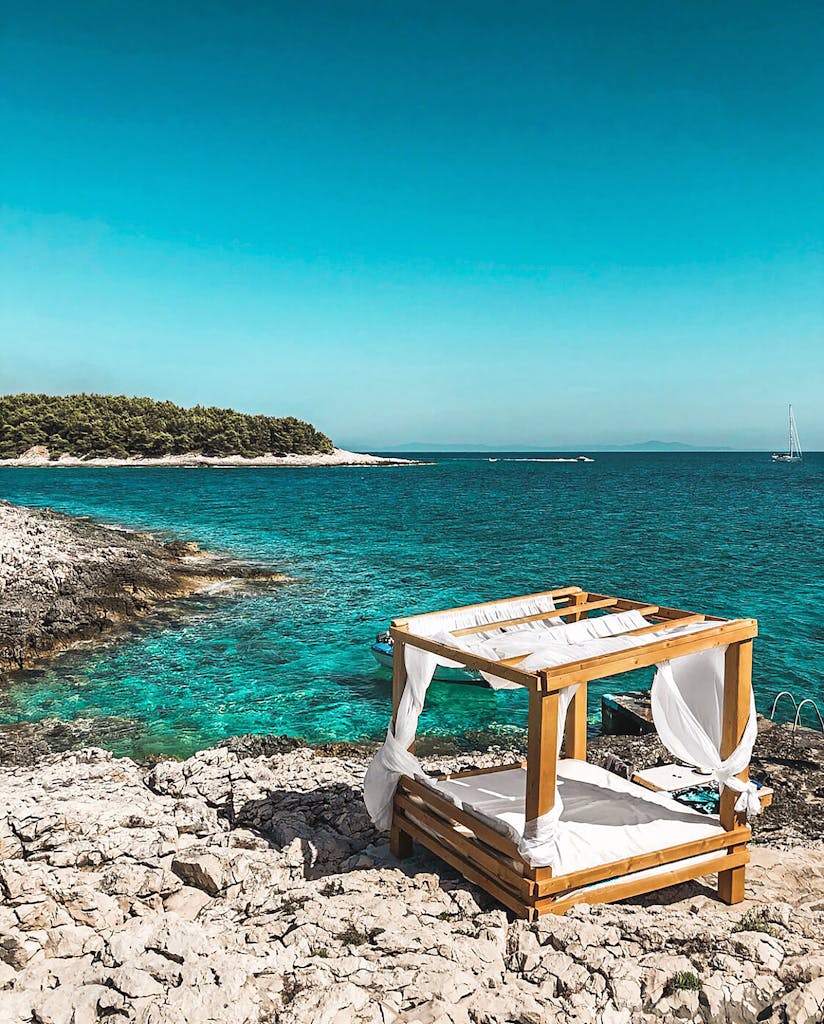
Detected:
left=770, top=691, right=824, bottom=735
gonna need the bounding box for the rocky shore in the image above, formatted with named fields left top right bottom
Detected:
left=0, top=446, right=420, bottom=469
left=0, top=501, right=287, bottom=673
left=1, top=501, right=823, bottom=1022
left=1, top=735, right=823, bottom=1024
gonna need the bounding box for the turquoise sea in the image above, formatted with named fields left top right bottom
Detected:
left=0, top=453, right=822, bottom=759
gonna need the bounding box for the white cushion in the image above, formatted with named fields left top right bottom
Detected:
left=420, top=758, right=724, bottom=875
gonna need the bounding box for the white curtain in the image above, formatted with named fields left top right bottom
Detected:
left=363, top=594, right=561, bottom=831
left=651, top=651, right=761, bottom=818
left=363, top=604, right=760, bottom=866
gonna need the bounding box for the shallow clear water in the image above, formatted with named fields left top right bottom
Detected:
left=0, top=453, right=822, bottom=759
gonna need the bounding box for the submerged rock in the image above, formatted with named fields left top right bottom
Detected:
left=0, top=500, right=288, bottom=674
left=0, top=716, right=149, bottom=767
left=0, top=743, right=823, bottom=1023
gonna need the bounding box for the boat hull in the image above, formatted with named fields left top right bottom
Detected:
left=370, top=645, right=485, bottom=685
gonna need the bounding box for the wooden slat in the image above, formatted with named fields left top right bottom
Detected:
left=392, top=586, right=584, bottom=627
left=390, top=627, right=539, bottom=688
left=497, top=652, right=536, bottom=667
left=395, top=797, right=533, bottom=896
left=398, top=777, right=520, bottom=858
left=536, top=824, right=751, bottom=896
left=620, top=613, right=706, bottom=638
left=538, top=619, right=758, bottom=691
left=396, top=813, right=530, bottom=917
left=437, top=761, right=526, bottom=781
left=652, top=606, right=723, bottom=621
left=718, top=639, right=753, bottom=905
left=587, top=594, right=696, bottom=619
left=540, top=849, right=749, bottom=915
left=451, top=597, right=620, bottom=637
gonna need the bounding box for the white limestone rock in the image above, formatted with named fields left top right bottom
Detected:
left=1, top=744, right=824, bottom=1023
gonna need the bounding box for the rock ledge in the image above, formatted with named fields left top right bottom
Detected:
left=0, top=501, right=287, bottom=672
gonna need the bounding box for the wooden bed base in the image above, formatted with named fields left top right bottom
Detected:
left=388, top=585, right=759, bottom=918
left=392, top=769, right=750, bottom=918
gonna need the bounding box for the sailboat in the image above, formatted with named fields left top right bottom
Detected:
left=771, top=404, right=802, bottom=462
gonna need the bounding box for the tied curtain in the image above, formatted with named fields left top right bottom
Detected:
left=652, top=653, right=761, bottom=819
left=362, top=601, right=760, bottom=869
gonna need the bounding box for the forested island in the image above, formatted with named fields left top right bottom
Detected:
left=0, top=393, right=333, bottom=459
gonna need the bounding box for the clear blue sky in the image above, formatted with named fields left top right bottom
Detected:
left=1, top=2, right=822, bottom=449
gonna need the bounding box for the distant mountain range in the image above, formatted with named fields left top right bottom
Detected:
left=383, top=440, right=735, bottom=453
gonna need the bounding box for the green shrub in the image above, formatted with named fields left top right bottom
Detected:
left=335, top=924, right=370, bottom=946
left=732, top=908, right=779, bottom=937
left=667, top=970, right=701, bottom=993
left=335, top=923, right=385, bottom=946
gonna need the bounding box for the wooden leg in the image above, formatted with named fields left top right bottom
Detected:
left=390, top=822, right=413, bottom=859
left=718, top=863, right=746, bottom=904
left=718, top=640, right=752, bottom=906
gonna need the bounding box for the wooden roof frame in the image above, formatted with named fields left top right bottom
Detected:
left=387, top=585, right=760, bottom=918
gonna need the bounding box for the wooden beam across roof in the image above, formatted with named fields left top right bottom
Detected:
left=537, top=618, right=758, bottom=691
left=451, top=596, right=623, bottom=636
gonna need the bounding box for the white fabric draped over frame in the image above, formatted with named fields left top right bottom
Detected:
left=651, top=654, right=761, bottom=819
left=362, top=599, right=760, bottom=867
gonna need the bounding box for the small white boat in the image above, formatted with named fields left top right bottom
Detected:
left=504, top=456, right=595, bottom=463
left=488, top=457, right=498, bottom=462
left=370, top=633, right=483, bottom=684
left=772, top=404, right=802, bottom=462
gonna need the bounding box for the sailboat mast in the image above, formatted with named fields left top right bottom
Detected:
left=788, top=404, right=793, bottom=455
left=789, top=404, right=802, bottom=459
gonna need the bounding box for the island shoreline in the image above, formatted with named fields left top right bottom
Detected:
left=0, top=446, right=424, bottom=469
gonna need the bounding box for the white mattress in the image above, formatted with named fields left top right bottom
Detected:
left=418, top=759, right=724, bottom=874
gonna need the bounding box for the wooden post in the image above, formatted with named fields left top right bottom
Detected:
left=390, top=624, right=409, bottom=732
left=525, top=680, right=560, bottom=859
left=718, top=639, right=753, bottom=904
left=390, top=625, right=413, bottom=859
left=565, top=591, right=586, bottom=622
left=562, top=595, right=587, bottom=760
left=563, top=683, right=587, bottom=760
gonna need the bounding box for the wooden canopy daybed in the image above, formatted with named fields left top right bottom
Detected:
left=382, top=586, right=760, bottom=919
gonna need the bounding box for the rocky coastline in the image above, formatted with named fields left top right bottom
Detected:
left=1, top=502, right=823, bottom=1022
left=0, top=501, right=287, bottom=674
left=0, top=735, right=822, bottom=1024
